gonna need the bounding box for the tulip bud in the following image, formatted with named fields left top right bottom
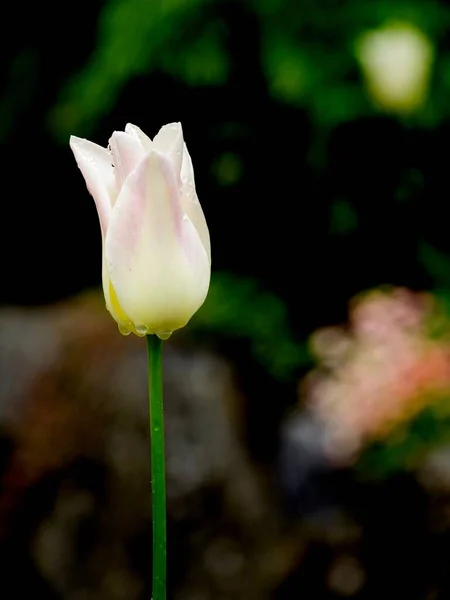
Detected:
left=356, top=21, right=434, bottom=115
left=70, top=123, right=211, bottom=339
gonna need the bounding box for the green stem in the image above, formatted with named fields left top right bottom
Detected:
left=146, top=335, right=166, bottom=600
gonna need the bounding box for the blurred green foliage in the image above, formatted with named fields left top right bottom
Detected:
left=330, top=199, right=359, bottom=235
left=419, top=241, right=450, bottom=290
left=48, top=0, right=228, bottom=138
left=358, top=401, right=450, bottom=479
left=192, top=272, right=311, bottom=381
left=44, top=0, right=450, bottom=139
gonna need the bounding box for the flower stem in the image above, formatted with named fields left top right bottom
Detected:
left=146, top=334, right=166, bottom=600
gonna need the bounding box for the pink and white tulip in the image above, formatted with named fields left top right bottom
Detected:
left=70, top=123, right=211, bottom=339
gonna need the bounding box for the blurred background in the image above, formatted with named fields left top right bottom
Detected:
left=2, top=0, right=450, bottom=597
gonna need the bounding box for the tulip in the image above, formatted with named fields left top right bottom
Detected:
left=70, top=123, right=211, bottom=339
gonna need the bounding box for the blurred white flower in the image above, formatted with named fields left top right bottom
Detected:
left=356, top=21, right=434, bottom=115
left=70, top=123, right=211, bottom=339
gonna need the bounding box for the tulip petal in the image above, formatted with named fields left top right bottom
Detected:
left=102, top=252, right=113, bottom=313
left=180, top=144, right=211, bottom=262
left=181, top=142, right=196, bottom=185
left=109, top=131, right=146, bottom=191
left=105, top=149, right=210, bottom=335
left=70, top=136, right=115, bottom=235
left=180, top=187, right=211, bottom=264
left=125, top=123, right=153, bottom=152
left=153, top=122, right=184, bottom=178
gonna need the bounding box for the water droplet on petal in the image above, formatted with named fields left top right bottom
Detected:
left=118, top=323, right=131, bottom=336
left=157, top=331, right=172, bottom=340
left=182, top=213, right=188, bottom=221
left=136, top=324, right=148, bottom=336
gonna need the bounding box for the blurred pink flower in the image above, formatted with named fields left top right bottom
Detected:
left=304, top=288, right=450, bottom=463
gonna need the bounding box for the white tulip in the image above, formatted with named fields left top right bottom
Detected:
left=70, top=123, right=211, bottom=339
